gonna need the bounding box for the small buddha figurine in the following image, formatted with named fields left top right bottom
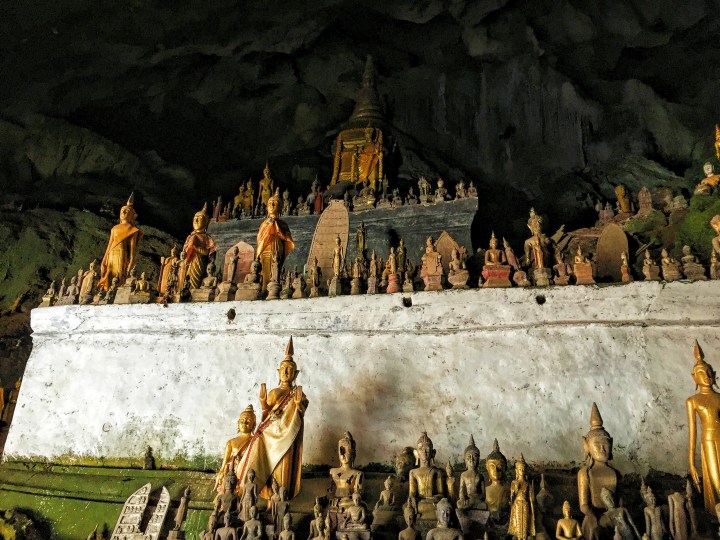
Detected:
left=485, top=439, right=510, bottom=518
left=457, top=435, right=485, bottom=511
left=524, top=209, right=552, bottom=286
left=642, top=250, right=661, bottom=281
left=508, top=455, right=535, bottom=540
left=680, top=245, right=706, bottom=281
left=599, top=488, right=640, bottom=540
left=309, top=504, right=324, bottom=540
left=686, top=340, right=720, bottom=512
left=183, top=203, right=217, bottom=289
left=553, top=252, right=572, bottom=285
left=408, top=431, right=446, bottom=520
left=418, top=177, right=431, bottom=199
left=329, top=431, right=364, bottom=509
left=455, top=180, right=466, bottom=199
left=134, top=272, right=151, bottom=294
left=279, top=514, right=294, bottom=540
left=710, top=249, right=720, bottom=280
left=65, top=276, right=80, bottom=302
left=216, top=510, right=239, bottom=540
left=615, top=185, right=633, bottom=214
left=406, top=187, right=418, bottom=205
left=220, top=467, right=239, bottom=515
left=158, top=246, right=180, bottom=295
left=79, top=260, right=98, bottom=303
left=667, top=489, right=688, bottom=540
left=420, top=237, right=444, bottom=291
left=620, top=252, right=633, bottom=283
left=660, top=248, right=682, bottom=281
left=399, top=503, right=420, bottom=540
left=556, top=501, right=582, bottom=540
left=332, top=235, right=344, bottom=278
left=694, top=162, right=720, bottom=195
left=434, top=178, right=448, bottom=202
left=485, top=232, right=506, bottom=266
left=397, top=239, right=407, bottom=274
left=374, top=476, right=395, bottom=510
left=98, top=193, right=143, bottom=290
left=711, top=215, right=720, bottom=255
left=641, top=484, right=665, bottom=540
left=573, top=246, right=595, bottom=285
left=239, top=505, right=263, bottom=540
left=426, top=498, right=463, bottom=540
left=257, top=162, right=275, bottom=209
left=240, top=469, right=258, bottom=521
left=467, top=182, right=477, bottom=198
left=578, top=402, right=619, bottom=540
left=342, top=492, right=369, bottom=530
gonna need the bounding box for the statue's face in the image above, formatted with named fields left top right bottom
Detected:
left=248, top=470, right=255, bottom=481
left=278, top=360, right=297, bottom=384
left=515, top=462, right=525, bottom=478
left=489, top=237, right=497, bottom=249
left=395, top=450, right=412, bottom=478
left=705, top=163, right=714, bottom=176
left=693, top=364, right=716, bottom=387
left=352, top=492, right=361, bottom=505
left=486, top=459, right=504, bottom=482
left=648, top=491, right=656, bottom=506
left=416, top=440, right=433, bottom=465
left=250, top=506, right=258, bottom=519
left=562, top=502, right=571, bottom=518
left=436, top=503, right=450, bottom=527
left=588, top=436, right=611, bottom=463
left=465, top=449, right=479, bottom=471
left=267, top=197, right=279, bottom=217
left=238, top=412, right=255, bottom=433
left=193, top=212, right=208, bottom=232
left=339, top=444, right=354, bottom=466
left=120, top=205, right=136, bottom=223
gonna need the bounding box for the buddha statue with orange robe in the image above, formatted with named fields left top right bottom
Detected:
left=98, top=193, right=143, bottom=290
left=182, top=203, right=217, bottom=290
left=256, top=189, right=294, bottom=292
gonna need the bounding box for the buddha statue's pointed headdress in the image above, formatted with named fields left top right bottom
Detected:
left=486, top=438, right=507, bottom=467
left=464, top=434, right=479, bottom=457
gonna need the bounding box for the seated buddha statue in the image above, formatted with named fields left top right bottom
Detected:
left=329, top=431, right=364, bottom=510
left=215, top=405, right=257, bottom=493
left=353, top=179, right=376, bottom=210
left=578, top=403, right=619, bottom=540
left=408, top=431, right=447, bottom=520
left=342, top=492, right=369, bottom=531
left=695, top=162, right=720, bottom=195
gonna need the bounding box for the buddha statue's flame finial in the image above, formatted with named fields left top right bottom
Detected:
left=200, top=202, right=208, bottom=215
left=590, top=402, right=604, bottom=429
left=695, top=340, right=705, bottom=363
left=492, top=438, right=500, bottom=453
left=127, top=192, right=135, bottom=206
left=469, top=434, right=475, bottom=447
left=285, top=336, right=294, bottom=360
left=517, top=453, right=526, bottom=465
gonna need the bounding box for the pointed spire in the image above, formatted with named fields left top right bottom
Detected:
left=200, top=202, right=208, bottom=215
left=126, top=192, right=135, bottom=206
left=518, top=453, right=526, bottom=465
left=446, top=461, right=453, bottom=476
left=695, top=340, right=704, bottom=363
left=348, top=55, right=384, bottom=127
left=493, top=438, right=500, bottom=453
left=469, top=434, right=475, bottom=447
left=540, top=473, right=547, bottom=489
left=590, top=402, right=603, bottom=429
left=285, top=336, right=294, bottom=359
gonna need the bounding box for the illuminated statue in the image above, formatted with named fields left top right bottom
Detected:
left=215, top=405, right=256, bottom=492
left=98, top=193, right=143, bottom=290
left=257, top=162, right=275, bottom=209
left=695, top=162, right=720, bottom=195
left=329, top=431, right=364, bottom=510
left=408, top=431, right=446, bottom=519
left=256, top=189, right=294, bottom=292
left=508, top=455, right=535, bottom=540
left=182, top=203, right=217, bottom=290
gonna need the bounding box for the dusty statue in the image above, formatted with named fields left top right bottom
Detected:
left=508, top=455, right=535, bottom=540
left=329, top=431, right=364, bottom=510
left=408, top=431, right=446, bottom=520
left=556, top=501, right=582, bottom=540
left=236, top=337, right=308, bottom=499
left=686, top=340, right=720, bottom=512
left=256, top=189, right=294, bottom=292
left=98, top=193, right=143, bottom=290
left=426, top=498, right=463, bottom=540
left=485, top=439, right=510, bottom=519
left=182, top=203, right=217, bottom=290
left=457, top=435, right=485, bottom=510
left=599, top=488, right=640, bottom=540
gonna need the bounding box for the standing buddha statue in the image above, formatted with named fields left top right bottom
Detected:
left=98, top=193, right=143, bottom=290
left=408, top=431, right=447, bottom=520
left=485, top=439, right=510, bottom=519
left=457, top=435, right=486, bottom=510
left=257, top=162, right=275, bottom=210
left=256, top=189, right=294, bottom=292
left=508, top=455, right=535, bottom=540
left=182, top=203, right=217, bottom=290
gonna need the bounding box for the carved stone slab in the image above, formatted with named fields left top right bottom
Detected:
left=223, top=241, right=255, bottom=283
left=111, top=482, right=150, bottom=538
left=307, top=200, right=349, bottom=290
left=434, top=231, right=463, bottom=276
left=596, top=223, right=628, bottom=282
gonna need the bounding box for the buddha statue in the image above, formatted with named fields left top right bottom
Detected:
left=687, top=340, right=720, bottom=512
left=615, top=186, right=632, bottom=214
left=426, top=498, right=463, bottom=540
left=455, top=180, right=466, bottom=199
left=483, top=233, right=511, bottom=287
left=182, top=203, right=217, bottom=290
left=257, top=162, right=275, bottom=210
left=434, top=179, right=448, bottom=202
left=408, top=431, right=446, bottom=520
left=399, top=504, right=421, bottom=540
left=420, top=237, right=444, bottom=291
left=448, top=248, right=469, bottom=289
left=485, top=439, right=510, bottom=518
left=216, top=510, right=238, bottom=540
left=239, top=505, right=263, bottom=540
left=279, top=514, right=294, bottom=540
left=599, top=488, right=640, bottom=540
left=418, top=177, right=431, bottom=202
left=233, top=185, right=245, bottom=214
left=395, top=447, right=415, bottom=482
left=374, top=477, right=395, bottom=511
left=553, top=252, right=572, bottom=285
left=711, top=249, right=720, bottom=280
left=467, top=182, right=477, bottom=198
left=681, top=245, right=707, bottom=280
left=342, top=492, right=369, bottom=531
left=524, top=208, right=553, bottom=285
left=660, top=248, right=682, bottom=281
left=329, top=431, right=364, bottom=510
left=215, top=405, right=256, bottom=492
left=508, top=455, right=534, bottom=540
left=556, top=501, right=582, bottom=540
left=406, top=187, right=418, bottom=205
left=98, top=193, right=143, bottom=290
left=642, top=250, right=661, bottom=281
left=578, top=402, right=619, bottom=540
left=256, top=189, right=294, bottom=293
left=79, top=259, right=98, bottom=304
left=158, top=246, right=179, bottom=295
left=641, top=484, right=664, bottom=540
left=354, top=179, right=376, bottom=210
left=694, top=162, right=720, bottom=195
left=236, top=337, right=308, bottom=499
left=457, top=435, right=485, bottom=511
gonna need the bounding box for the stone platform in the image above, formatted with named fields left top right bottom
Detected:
left=208, top=198, right=478, bottom=269
left=5, top=281, right=720, bottom=476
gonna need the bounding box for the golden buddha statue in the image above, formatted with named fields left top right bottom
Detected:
left=233, top=185, right=245, bottom=213
left=256, top=189, right=294, bottom=292
left=711, top=215, right=720, bottom=255
left=243, top=179, right=255, bottom=214
left=715, top=124, right=720, bottom=161
left=408, top=431, right=447, bottom=520
left=695, top=162, right=720, bottom=195
left=329, top=431, right=364, bottom=510
left=257, top=162, right=275, bottom=210
left=485, top=232, right=507, bottom=266
left=331, top=56, right=385, bottom=190
left=236, top=337, right=308, bottom=499
left=485, top=439, right=510, bottom=517
left=98, top=193, right=143, bottom=290
left=556, top=501, right=582, bottom=540
left=215, top=404, right=257, bottom=492
left=687, top=340, right=720, bottom=512
left=615, top=186, right=632, bottom=214
left=578, top=402, right=619, bottom=540
left=508, top=455, right=535, bottom=540
left=457, top=435, right=486, bottom=510
left=182, top=203, right=217, bottom=290
left=157, top=246, right=179, bottom=295
left=523, top=208, right=550, bottom=271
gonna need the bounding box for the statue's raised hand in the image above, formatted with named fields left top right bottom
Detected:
left=259, top=383, right=267, bottom=402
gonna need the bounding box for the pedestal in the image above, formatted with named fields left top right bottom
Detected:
left=113, top=286, right=133, bottom=305
left=448, top=270, right=470, bottom=289
left=422, top=274, right=443, bottom=291
left=573, top=263, right=595, bottom=285
left=235, top=282, right=261, bottom=301
left=266, top=281, right=281, bottom=300
left=481, top=266, right=511, bottom=288
left=335, top=530, right=372, bottom=540
left=386, top=273, right=401, bottom=294
left=661, top=263, right=682, bottom=282
left=215, top=281, right=237, bottom=302
left=643, top=265, right=661, bottom=281
left=190, top=288, right=216, bottom=302
left=683, top=263, right=707, bottom=281
left=554, top=275, right=571, bottom=285
left=39, top=294, right=56, bottom=308
left=366, top=277, right=377, bottom=295
left=531, top=268, right=553, bottom=287
left=328, top=277, right=343, bottom=297
left=350, top=278, right=362, bottom=295
left=512, top=270, right=530, bottom=287
left=280, top=285, right=292, bottom=300
left=78, top=293, right=94, bottom=305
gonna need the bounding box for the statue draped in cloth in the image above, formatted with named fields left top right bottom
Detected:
left=256, top=189, right=294, bottom=292
left=98, top=193, right=143, bottom=290
left=182, top=203, right=216, bottom=289
left=236, top=337, right=308, bottom=499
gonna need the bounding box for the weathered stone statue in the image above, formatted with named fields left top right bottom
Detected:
left=256, top=189, right=294, bottom=293
left=687, top=340, right=720, bottom=512
left=573, top=246, right=595, bottom=285
left=328, top=235, right=345, bottom=297
left=467, top=182, right=477, bottom=198
left=553, top=252, right=572, bottom=285
left=174, top=487, right=190, bottom=532
left=158, top=246, right=180, bottom=297
left=216, top=510, right=238, bottom=540
left=240, top=469, right=258, bottom=522
left=40, top=280, right=57, bottom=307
left=434, top=179, right=448, bottom=202
left=98, top=193, right=143, bottom=290
left=279, top=513, right=294, bottom=540
left=642, top=250, right=661, bottom=281
left=599, top=488, right=640, bottom=540
left=667, top=490, right=688, bottom=540
left=455, top=180, right=466, bottom=199
left=408, top=432, right=446, bottom=520
left=711, top=215, right=720, bottom=255
left=342, top=492, right=369, bottom=530
left=418, top=177, right=431, bottom=203
left=420, top=237, right=444, bottom=291
left=296, top=196, right=310, bottom=216
left=485, top=439, right=510, bottom=519
left=681, top=245, right=706, bottom=281
left=395, top=447, right=415, bottom=482
left=508, top=455, right=534, bottom=540
left=406, top=187, right=418, bottom=205
left=637, top=187, right=653, bottom=215
left=536, top=474, right=554, bottom=515
left=257, top=162, right=275, bottom=210
left=144, top=446, right=156, bottom=470
left=239, top=505, right=263, bottom=540
left=374, top=477, right=395, bottom=511
left=556, top=501, right=582, bottom=540
left=78, top=260, right=98, bottom=304
left=660, top=248, right=682, bottom=282
left=694, top=162, right=720, bottom=195
left=182, top=203, right=217, bottom=290
left=236, top=337, right=308, bottom=499
left=330, top=431, right=364, bottom=510
left=641, top=484, right=665, bottom=540
left=457, top=435, right=485, bottom=511
left=399, top=504, right=420, bottom=540
left=426, top=498, right=462, bottom=540
left=215, top=405, right=254, bottom=493
left=578, top=403, right=619, bottom=540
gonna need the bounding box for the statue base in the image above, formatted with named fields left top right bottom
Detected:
left=309, top=286, right=320, bottom=298
left=621, top=266, right=633, bottom=283
left=456, top=507, right=490, bottom=536
left=215, top=282, right=237, bottom=302
left=531, top=268, right=553, bottom=287
left=190, top=288, right=216, bottom=302
left=353, top=200, right=375, bottom=212
left=512, top=270, right=530, bottom=287
left=376, top=198, right=392, bottom=210
left=661, top=264, right=682, bottom=282
left=643, top=265, right=661, bottom=281
left=683, top=264, right=707, bottom=281
left=422, top=274, right=443, bottom=291
left=366, top=277, right=377, bottom=294
left=350, top=278, right=362, bottom=295
left=371, top=507, right=401, bottom=533
left=335, top=530, right=371, bottom=540
left=39, top=294, right=56, bottom=308
left=553, top=275, right=571, bottom=285
left=235, top=282, right=261, bottom=301
left=112, top=286, right=133, bottom=304
left=573, top=263, right=595, bottom=285
left=328, top=277, right=343, bottom=298
left=448, top=270, right=470, bottom=289
left=78, top=293, right=94, bottom=305
left=481, top=266, right=511, bottom=288
left=406, top=198, right=418, bottom=205
left=55, top=296, right=78, bottom=306
left=386, top=273, right=401, bottom=294
left=266, top=281, right=281, bottom=300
